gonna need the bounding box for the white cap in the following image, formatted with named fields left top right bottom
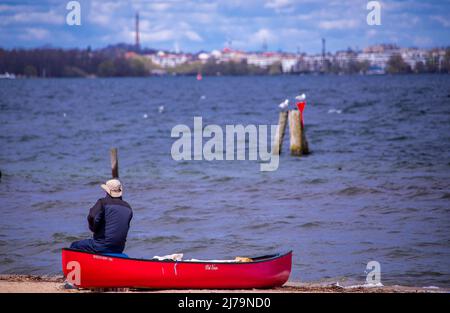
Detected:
left=101, top=179, right=123, bottom=198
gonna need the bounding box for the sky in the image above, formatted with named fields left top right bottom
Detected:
left=1, top=0, right=450, bottom=53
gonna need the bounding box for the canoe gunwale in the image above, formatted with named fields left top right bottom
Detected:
left=62, top=248, right=292, bottom=265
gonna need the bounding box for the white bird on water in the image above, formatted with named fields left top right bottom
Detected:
left=328, top=108, right=342, bottom=114
left=158, top=105, right=165, bottom=113
left=278, top=99, right=289, bottom=109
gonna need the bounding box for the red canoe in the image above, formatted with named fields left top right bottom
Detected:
left=61, top=248, right=292, bottom=289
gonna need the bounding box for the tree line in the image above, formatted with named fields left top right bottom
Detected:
left=1, top=46, right=449, bottom=77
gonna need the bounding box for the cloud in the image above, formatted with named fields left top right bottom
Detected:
left=382, top=0, right=437, bottom=12
left=113, top=22, right=203, bottom=44
left=0, top=4, right=15, bottom=12
left=229, top=26, right=319, bottom=51
left=0, top=9, right=63, bottom=26
left=21, top=27, right=50, bottom=40
left=318, top=19, right=359, bottom=30
left=253, top=28, right=276, bottom=43
left=141, top=29, right=174, bottom=42
left=229, top=28, right=276, bottom=50
left=430, top=15, right=450, bottom=28
left=146, top=2, right=172, bottom=12
left=184, top=30, right=203, bottom=42
left=88, top=0, right=126, bottom=26
left=412, top=36, right=432, bottom=47
left=265, top=0, right=292, bottom=9
left=89, top=14, right=111, bottom=27
left=0, top=0, right=449, bottom=52
left=366, top=29, right=377, bottom=38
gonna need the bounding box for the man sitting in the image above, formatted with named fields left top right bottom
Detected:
left=70, top=179, right=133, bottom=254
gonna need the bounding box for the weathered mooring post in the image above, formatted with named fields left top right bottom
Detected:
left=288, top=110, right=309, bottom=156
left=110, top=148, right=119, bottom=178
left=273, top=111, right=288, bottom=155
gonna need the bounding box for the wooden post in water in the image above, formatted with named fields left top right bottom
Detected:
left=302, top=123, right=309, bottom=155
left=110, top=148, right=119, bottom=178
left=288, top=110, right=309, bottom=156
left=273, top=111, right=288, bottom=155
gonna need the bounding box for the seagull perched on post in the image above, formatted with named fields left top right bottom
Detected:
left=278, top=99, right=289, bottom=109
left=295, top=93, right=306, bottom=101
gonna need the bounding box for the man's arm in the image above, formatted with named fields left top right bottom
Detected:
left=87, top=199, right=103, bottom=232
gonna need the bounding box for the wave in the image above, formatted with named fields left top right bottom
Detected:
left=299, top=221, right=322, bottom=228
left=140, top=235, right=183, bottom=244
left=336, top=186, right=380, bottom=196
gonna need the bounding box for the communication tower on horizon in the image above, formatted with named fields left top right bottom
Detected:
left=321, top=38, right=326, bottom=72
left=135, top=12, right=140, bottom=51
left=322, top=38, right=326, bottom=59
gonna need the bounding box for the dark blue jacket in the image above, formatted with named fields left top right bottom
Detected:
left=87, top=194, right=133, bottom=253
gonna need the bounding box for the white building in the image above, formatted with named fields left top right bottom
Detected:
left=281, top=57, right=298, bottom=73
left=219, top=48, right=247, bottom=63
left=400, top=48, right=428, bottom=69
left=246, top=53, right=281, bottom=68
left=146, top=51, right=189, bottom=68
left=197, top=52, right=210, bottom=63
left=357, top=51, right=392, bottom=70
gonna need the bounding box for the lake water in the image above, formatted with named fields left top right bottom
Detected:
left=0, top=75, right=449, bottom=287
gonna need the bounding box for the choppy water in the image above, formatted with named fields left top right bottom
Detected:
left=0, top=75, right=449, bottom=287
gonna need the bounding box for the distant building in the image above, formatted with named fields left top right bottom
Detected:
left=129, top=41, right=446, bottom=74
left=247, top=52, right=280, bottom=68
left=357, top=51, right=392, bottom=72
left=400, top=48, right=427, bottom=69
left=146, top=51, right=190, bottom=68
left=197, top=52, right=210, bottom=63
left=219, top=48, right=247, bottom=63
left=281, top=56, right=298, bottom=73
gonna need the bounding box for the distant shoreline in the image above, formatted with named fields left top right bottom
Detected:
left=2, top=44, right=449, bottom=78
left=2, top=72, right=450, bottom=80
